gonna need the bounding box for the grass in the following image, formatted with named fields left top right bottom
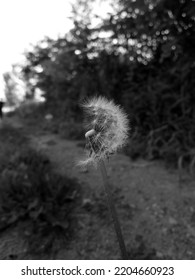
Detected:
left=0, top=123, right=81, bottom=258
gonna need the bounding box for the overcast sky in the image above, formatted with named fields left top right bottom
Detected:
left=0, top=0, right=74, bottom=69
left=0, top=0, right=75, bottom=98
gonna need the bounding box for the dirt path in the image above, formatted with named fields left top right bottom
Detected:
left=3, top=115, right=195, bottom=259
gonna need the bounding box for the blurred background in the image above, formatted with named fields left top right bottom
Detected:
left=0, top=0, right=195, bottom=260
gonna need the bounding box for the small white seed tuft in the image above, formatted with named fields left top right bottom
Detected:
left=85, top=129, right=96, bottom=138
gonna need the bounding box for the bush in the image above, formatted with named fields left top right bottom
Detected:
left=0, top=147, right=81, bottom=255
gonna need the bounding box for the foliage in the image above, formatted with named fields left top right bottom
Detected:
left=19, top=0, right=195, bottom=167
left=0, top=126, right=81, bottom=255
left=0, top=125, right=27, bottom=171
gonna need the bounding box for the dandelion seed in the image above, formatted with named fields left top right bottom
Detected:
left=79, top=96, right=129, bottom=167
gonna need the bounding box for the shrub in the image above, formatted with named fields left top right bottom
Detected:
left=0, top=147, right=81, bottom=255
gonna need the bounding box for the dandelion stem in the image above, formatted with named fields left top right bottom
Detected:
left=98, top=160, right=128, bottom=260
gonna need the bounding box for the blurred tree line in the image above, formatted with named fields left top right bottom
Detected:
left=10, top=0, right=195, bottom=165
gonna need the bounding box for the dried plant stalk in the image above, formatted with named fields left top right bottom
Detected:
left=98, top=159, right=128, bottom=259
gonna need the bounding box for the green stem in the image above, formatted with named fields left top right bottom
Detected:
left=98, top=159, right=128, bottom=260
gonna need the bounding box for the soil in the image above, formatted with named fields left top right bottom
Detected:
left=0, top=115, right=195, bottom=260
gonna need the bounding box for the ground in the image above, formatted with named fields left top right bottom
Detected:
left=0, top=113, right=195, bottom=260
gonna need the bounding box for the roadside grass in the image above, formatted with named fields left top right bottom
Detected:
left=0, top=124, right=81, bottom=258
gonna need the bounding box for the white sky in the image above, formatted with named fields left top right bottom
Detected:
left=0, top=0, right=76, bottom=98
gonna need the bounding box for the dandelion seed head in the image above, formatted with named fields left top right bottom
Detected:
left=79, top=96, right=129, bottom=167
